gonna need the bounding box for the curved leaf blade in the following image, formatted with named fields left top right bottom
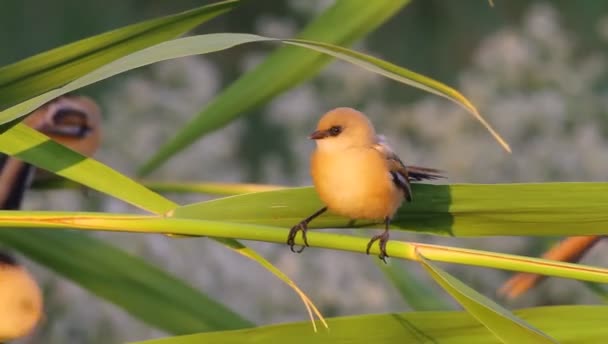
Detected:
left=418, top=253, right=557, bottom=343
left=372, top=257, right=451, bottom=311
left=0, top=0, right=238, bottom=111
left=138, top=0, right=411, bottom=175
left=0, top=34, right=273, bottom=127
left=0, top=124, right=176, bottom=213
left=283, top=38, right=510, bottom=153
left=214, top=238, right=327, bottom=331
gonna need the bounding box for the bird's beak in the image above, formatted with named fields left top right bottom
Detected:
left=309, top=130, right=329, bottom=140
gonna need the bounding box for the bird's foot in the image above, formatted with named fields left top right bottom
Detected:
left=366, top=230, right=390, bottom=263
left=287, top=221, right=309, bottom=253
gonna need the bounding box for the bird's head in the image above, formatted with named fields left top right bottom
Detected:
left=310, top=107, right=377, bottom=151
left=24, top=95, right=101, bottom=157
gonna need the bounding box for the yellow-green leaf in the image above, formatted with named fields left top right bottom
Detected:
left=0, top=0, right=238, bottom=111
left=0, top=124, right=175, bottom=213
left=418, top=253, right=557, bottom=343
left=175, top=184, right=608, bottom=237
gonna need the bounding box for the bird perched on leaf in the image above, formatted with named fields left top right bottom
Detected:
left=0, top=95, right=101, bottom=341
left=287, top=107, right=443, bottom=261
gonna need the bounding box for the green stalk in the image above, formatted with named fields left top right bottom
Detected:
left=0, top=211, right=606, bottom=283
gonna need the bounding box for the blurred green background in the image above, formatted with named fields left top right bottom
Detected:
left=4, top=0, right=608, bottom=343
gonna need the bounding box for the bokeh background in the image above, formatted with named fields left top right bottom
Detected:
left=4, top=0, right=608, bottom=342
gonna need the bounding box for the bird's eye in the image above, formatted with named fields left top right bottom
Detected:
left=48, top=109, right=92, bottom=137
left=329, top=126, right=342, bottom=136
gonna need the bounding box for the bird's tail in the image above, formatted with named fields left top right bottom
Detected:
left=405, top=165, right=445, bottom=181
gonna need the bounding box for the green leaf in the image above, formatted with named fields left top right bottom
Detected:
left=0, top=229, right=253, bottom=334
left=174, top=184, right=608, bottom=237
left=213, top=237, right=327, bottom=331
left=372, top=258, right=452, bottom=311
left=0, top=4, right=416, bottom=129
left=0, top=0, right=238, bottom=111
left=0, top=34, right=270, bottom=126
left=0, top=124, right=176, bottom=214
left=131, top=306, right=608, bottom=344
left=36, top=179, right=604, bottom=247
left=138, top=0, right=412, bottom=175
left=418, top=254, right=557, bottom=343
left=585, top=282, right=608, bottom=303
left=283, top=38, right=510, bottom=153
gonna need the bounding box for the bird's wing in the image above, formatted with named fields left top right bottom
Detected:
left=373, top=136, right=413, bottom=201
left=405, top=165, right=445, bottom=181
left=373, top=136, right=445, bottom=202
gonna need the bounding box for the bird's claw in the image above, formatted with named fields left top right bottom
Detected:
left=366, top=231, right=390, bottom=263
left=287, top=221, right=309, bottom=253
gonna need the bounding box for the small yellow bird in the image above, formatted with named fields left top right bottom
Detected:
left=0, top=253, right=42, bottom=342
left=287, top=107, right=443, bottom=261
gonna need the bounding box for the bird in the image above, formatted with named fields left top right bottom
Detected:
left=0, top=95, right=101, bottom=209
left=0, top=252, right=43, bottom=342
left=499, top=235, right=602, bottom=299
left=287, top=107, right=443, bottom=261
left=0, top=95, right=101, bottom=340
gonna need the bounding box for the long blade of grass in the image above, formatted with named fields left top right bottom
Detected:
left=132, top=305, right=608, bottom=344
left=175, top=184, right=608, bottom=237
left=31, top=178, right=286, bottom=196
left=0, top=124, right=176, bottom=213
left=0, top=0, right=238, bottom=111
left=1, top=211, right=607, bottom=284
left=283, top=38, right=510, bottom=153
left=214, top=238, right=327, bottom=331
left=418, top=253, right=557, bottom=343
